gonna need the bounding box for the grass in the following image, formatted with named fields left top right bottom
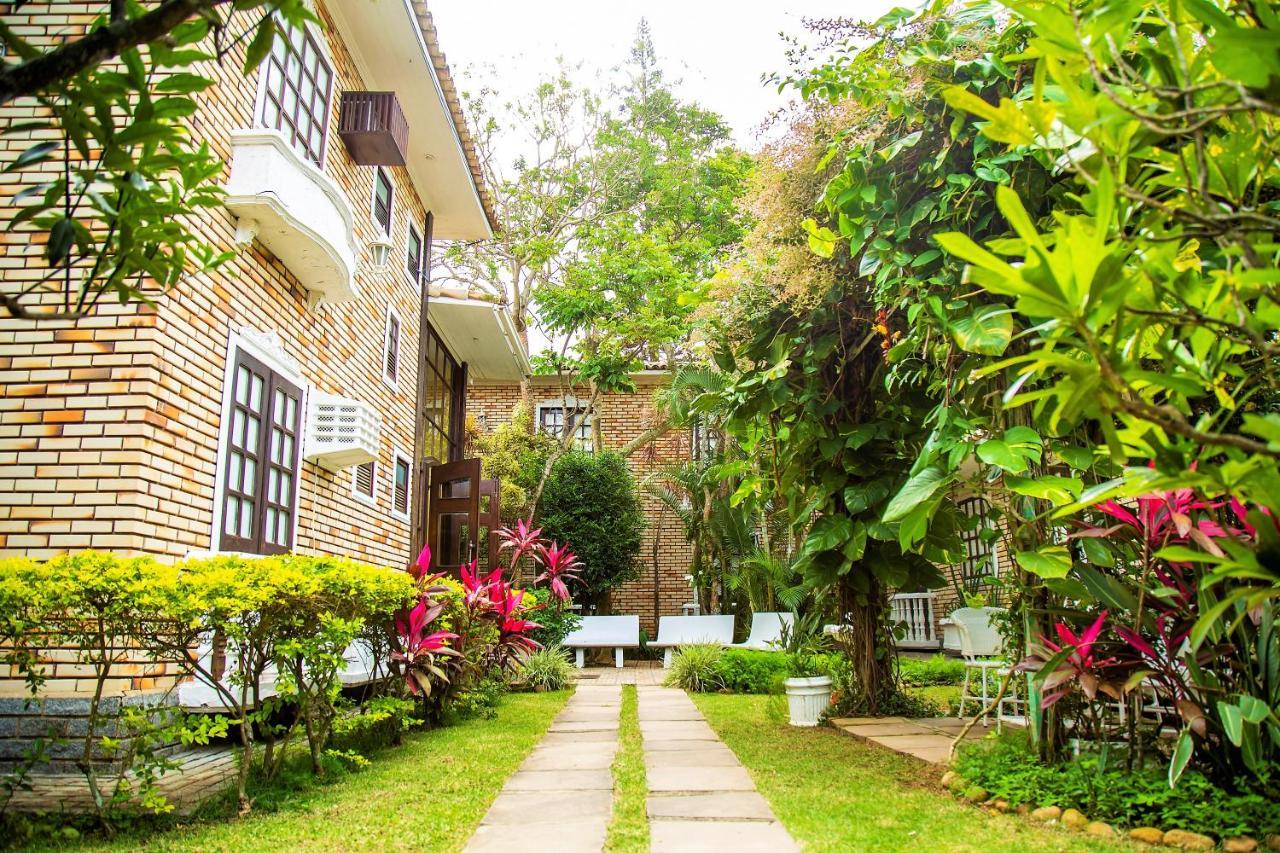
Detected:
left=907, top=684, right=963, bottom=715
left=36, top=691, right=569, bottom=853
left=693, top=694, right=1132, bottom=853
left=603, top=684, right=648, bottom=852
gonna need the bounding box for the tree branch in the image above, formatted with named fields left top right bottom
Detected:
left=0, top=0, right=222, bottom=104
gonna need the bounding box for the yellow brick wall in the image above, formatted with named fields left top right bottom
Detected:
left=469, top=377, right=697, bottom=635
left=0, top=2, right=432, bottom=572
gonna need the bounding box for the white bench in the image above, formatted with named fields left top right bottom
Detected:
left=651, top=615, right=735, bottom=667
left=562, top=615, right=640, bottom=668
left=727, top=612, right=792, bottom=651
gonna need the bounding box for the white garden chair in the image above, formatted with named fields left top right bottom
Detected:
left=953, top=607, right=1007, bottom=726
left=726, top=612, right=792, bottom=651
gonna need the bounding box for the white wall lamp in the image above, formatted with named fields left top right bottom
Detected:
left=367, top=234, right=394, bottom=270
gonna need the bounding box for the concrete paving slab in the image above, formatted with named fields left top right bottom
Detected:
left=467, top=819, right=607, bottom=852
left=647, top=791, right=775, bottom=821
left=830, top=716, right=908, bottom=726
left=840, top=722, right=933, bottom=737
left=539, top=729, right=617, bottom=745
left=650, top=820, right=799, bottom=853
left=647, top=765, right=756, bottom=792
left=548, top=720, right=620, bottom=733
left=643, top=737, right=726, bottom=752
left=644, top=747, right=740, bottom=768
left=865, top=733, right=954, bottom=751
left=638, top=720, right=718, bottom=740
left=636, top=708, right=703, bottom=721
left=521, top=744, right=617, bottom=771
left=504, top=768, right=614, bottom=792
left=556, top=709, right=621, bottom=722
left=481, top=789, right=613, bottom=825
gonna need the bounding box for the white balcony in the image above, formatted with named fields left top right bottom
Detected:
left=224, top=129, right=360, bottom=307
left=305, top=393, right=381, bottom=471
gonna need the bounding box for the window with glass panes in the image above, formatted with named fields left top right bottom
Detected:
left=257, top=21, right=333, bottom=166
left=538, top=403, right=593, bottom=452
left=392, top=453, right=411, bottom=517
left=383, top=307, right=401, bottom=387
left=219, top=349, right=303, bottom=554
left=406, top=224, right=423, bottom=282
left=373, top=168, right=393, bottom=234
left=421, top=323, right=464, bottom=463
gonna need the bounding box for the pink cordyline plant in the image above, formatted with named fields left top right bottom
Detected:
left=459, top=559, right=504, bottom=609
left=1019, top=610, right=1123, bottom=707
left=392, top=596, right=460, bottom=697
left=497, top=518, right=545, bottom=569
left=534, top=540, right=581, bottom=602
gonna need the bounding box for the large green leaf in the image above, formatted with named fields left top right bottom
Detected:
left=1169, top=729, right=1193, bottom=788
left=950, top=304, right=1014, bottom=355
left=1004, top=474, right=1083, bottom=505
left=1218, top=700, right=1244, bottom=746
left=1014, top=545, right=1072, bottom=579
left=882, top=466, right=947, bottom=523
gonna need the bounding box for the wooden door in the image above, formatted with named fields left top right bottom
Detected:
left=477, top=478, right=502, bottom=572
left=426, top=458, right=481, bottom=576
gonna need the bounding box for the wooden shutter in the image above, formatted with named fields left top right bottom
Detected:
left=260, top=372, right=303, bottom=553
left=355, top=460, right=376, bottom=499
left=393, top=455, right=410, bottom=516
left=406, top=225, right=422, bottom=279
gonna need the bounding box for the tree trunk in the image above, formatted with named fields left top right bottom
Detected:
left=838, top=577, right=893, bottom=716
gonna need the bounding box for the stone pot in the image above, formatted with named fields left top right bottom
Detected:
left=784, top=675, right=833, bottom=727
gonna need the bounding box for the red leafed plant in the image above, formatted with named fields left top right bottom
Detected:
left=391, top=595, right=459, bottom=697
left=1018, top=610, right=1123, bottom=708
left=535, top=541, right=581, bottom=602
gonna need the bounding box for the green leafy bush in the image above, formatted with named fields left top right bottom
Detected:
left=664, top=645, right=725, bottom=693
left=714, top=650, right=788, bottom=694
left=898, top=654, right=965, bottom=687
left=537, top=450, right=643, bottom=607
left=955, top=738, right=1280, bottom=839
left=512, top=646, right=574, bottom=692
left=525, top=587, right=582, bottom=647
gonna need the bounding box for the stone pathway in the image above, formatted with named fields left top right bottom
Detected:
left=638, top=687, right=798, bottom=853
left=466, top=683, right=621, bottom=853
left=464, top=670, right=800, bottom=852
left=831, top=715, right=985, bottom=764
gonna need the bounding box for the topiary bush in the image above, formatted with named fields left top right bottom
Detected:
left=714, top=649, right=789, bottom=694
left=537, top=450, right=643, bottom=608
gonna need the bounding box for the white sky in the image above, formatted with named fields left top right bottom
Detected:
left=428, top=0, right=901, bottom=150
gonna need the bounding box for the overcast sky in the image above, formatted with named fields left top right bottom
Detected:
left=428, top=0, right=901, bottom=150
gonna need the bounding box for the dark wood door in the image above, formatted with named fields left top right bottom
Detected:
left=477, top=478, right=502, bottom=572
left=426, top=458, right=481, bottom=576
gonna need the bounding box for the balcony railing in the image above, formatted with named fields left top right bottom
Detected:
left=338, top=91, right=410, bottom=166
left=890, top=592, right=941, bottom=649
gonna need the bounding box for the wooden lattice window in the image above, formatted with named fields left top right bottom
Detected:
left=957, top=496, right=1000, bottom=600
left=219, top=349, right=302, bottom=554
left=258, top=21, right=334, bottom=166
left=538, top=403, right=592, bottom=452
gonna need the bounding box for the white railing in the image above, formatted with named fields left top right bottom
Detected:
left=890, top=592, right=941, bottom=649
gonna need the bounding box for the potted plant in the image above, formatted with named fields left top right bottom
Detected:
left=780, top=613, right=832, bottom=727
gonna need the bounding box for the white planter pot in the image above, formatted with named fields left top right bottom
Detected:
left=784, top=676, right=833, bottom=727
left=941, top=621, right=962, bottom=652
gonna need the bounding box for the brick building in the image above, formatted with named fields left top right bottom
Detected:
left=0, top=1, right=529, bottom=709
left=469, top=373, right=699, bottom=635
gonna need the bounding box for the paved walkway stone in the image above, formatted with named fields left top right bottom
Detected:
left=639, top=686, right=798, bottom=852
left=832, top=714, right=984, bottom=764
left=465, top=686, right=621, bottom=853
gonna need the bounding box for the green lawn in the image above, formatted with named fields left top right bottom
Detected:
left=604, top=684, right=648, bottom=852
left=50, top=691, right=569, bottom=853
left=693, top=694, right=1131, bottom=853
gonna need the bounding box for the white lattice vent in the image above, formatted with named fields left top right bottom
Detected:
left=305, top=393, right=381, bottom=471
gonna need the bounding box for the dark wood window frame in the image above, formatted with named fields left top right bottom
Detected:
left=218, top=348, right=303, bottom=555
left=383, top=305, right=402, bottom=389
left=391, top=451, right=412, bottom=520
left=538, top=402, right=593, bottom=452
left=354, top=459, right=378, bottom=504
left=372, top=167, right=394, bottom=235
left=257, top=20, right=334, bottom=167
left=420, top=321, right=465, bottom=465
left=406, top=223, right=423, bottom=283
